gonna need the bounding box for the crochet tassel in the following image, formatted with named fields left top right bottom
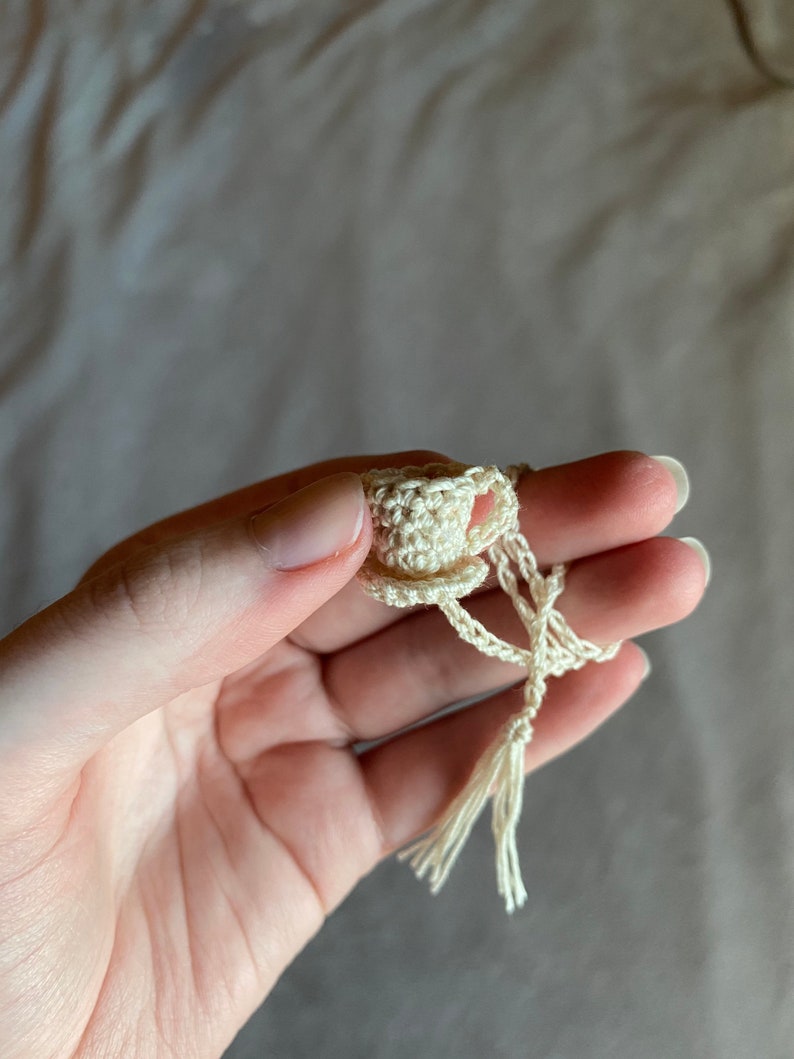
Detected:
left=357, top=461, right=621, bottom=913
left=399, top=712, right=533, bottom=913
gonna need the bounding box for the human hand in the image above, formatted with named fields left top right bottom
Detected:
left=0, top=450, right=707, bottom=1057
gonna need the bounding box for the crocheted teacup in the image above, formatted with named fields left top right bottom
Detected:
left=358, top=461, right=519, bottom=607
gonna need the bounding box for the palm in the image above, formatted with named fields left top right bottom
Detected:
left=56, top=636, right=374, bottom=1057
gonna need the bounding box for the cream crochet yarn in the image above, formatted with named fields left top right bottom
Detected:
left=357, top=461, right=621, bottom=913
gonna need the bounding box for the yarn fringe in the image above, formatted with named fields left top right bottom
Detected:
left=398, top=714, right=532, bottom=914
left=360, top=460, right=621, bottom=913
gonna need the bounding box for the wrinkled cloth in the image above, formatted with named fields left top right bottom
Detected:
left=1, top=2, right=792, bottom=1057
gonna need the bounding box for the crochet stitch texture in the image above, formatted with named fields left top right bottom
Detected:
left=357, top=461, right=621, bottom=912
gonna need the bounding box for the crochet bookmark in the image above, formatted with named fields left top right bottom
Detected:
left=357, top=461, right=621, bottom=913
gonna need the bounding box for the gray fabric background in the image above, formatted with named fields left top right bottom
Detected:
left=2, top=1, right=792, bottom=1056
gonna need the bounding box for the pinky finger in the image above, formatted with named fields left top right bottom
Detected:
left=360, top=642, right=649, bottom=856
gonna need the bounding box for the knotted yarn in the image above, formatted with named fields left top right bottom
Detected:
left=357, top=461, right=621, bottom=913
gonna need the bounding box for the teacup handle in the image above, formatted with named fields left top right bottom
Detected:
left=464, top=467, right=519, bottom=555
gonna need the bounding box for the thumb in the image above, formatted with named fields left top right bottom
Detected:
left=0, top=472, right=369, bottom=777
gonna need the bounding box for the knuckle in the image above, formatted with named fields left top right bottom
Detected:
left=77, top=529, right=160, bottom=585
left=87, top=538, right=208, bottom=644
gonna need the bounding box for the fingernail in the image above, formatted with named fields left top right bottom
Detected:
left=651, top=455, right=690, bottom=514
left=251, top=473, right=365, bottom=571
left=636, top=646, right=652, bottom=682
left=679, top=536, right=712, bottom=587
